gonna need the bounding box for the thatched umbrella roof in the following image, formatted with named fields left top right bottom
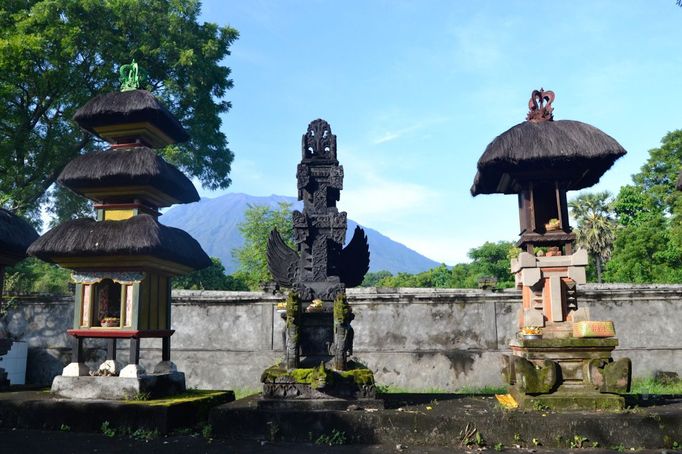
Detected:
left=58, top=147, right=199, bottom=204
left=73, top=89, right=189, bottom=144
left=28, top=214, right=211, bottom=271
left=0, top=209, right=39, bottom=265
left=471, top=120, right=626, bottom=195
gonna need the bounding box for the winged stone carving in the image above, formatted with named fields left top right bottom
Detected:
left=266, top=228, right=299, bottom=287
left=338, top=226, right=370, bottom=288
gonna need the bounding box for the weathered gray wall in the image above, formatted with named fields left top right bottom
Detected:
left=2, top=284, right=681, bottom=390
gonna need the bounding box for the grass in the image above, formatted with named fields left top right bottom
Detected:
left=630, top=377, right=682, bottom=395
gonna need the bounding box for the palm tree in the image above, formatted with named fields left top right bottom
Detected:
left=569, top=191, right=617, bottom=283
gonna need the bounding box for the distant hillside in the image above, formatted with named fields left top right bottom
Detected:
left=161, top=193, right=440, bottom=274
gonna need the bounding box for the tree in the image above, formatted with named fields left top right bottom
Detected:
left=233, top=203, right=294, bottom=290
left=172, top=257, right=248, bottom=291
left=3, top=258, right=71, bottom=295
left=361, top=270, right=392, bottom=287
left=373, top=241, right=517, bottom=289
left=0, top=0, right=238, bottom=222
left=604, top=130, right=682, bottom=283
left=569, top=191, right=617, bottom=283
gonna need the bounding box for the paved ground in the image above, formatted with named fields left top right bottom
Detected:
left=2, top=429, right=681, bottom=454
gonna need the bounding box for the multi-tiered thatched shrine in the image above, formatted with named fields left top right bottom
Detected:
left=0, top=209, right=38, bottom=389
left=29, top=67, right=211, bottom=399
left=472, top=89, right=632, bottom=410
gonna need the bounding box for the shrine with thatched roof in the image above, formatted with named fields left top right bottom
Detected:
left=472, top=88, right=631, bottom=411
left=28, top=65, right=210, bottom=399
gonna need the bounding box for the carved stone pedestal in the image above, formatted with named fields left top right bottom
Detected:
left=259, top=362, right=381, bottom=410
left=503, top=337, right=631, bottom=411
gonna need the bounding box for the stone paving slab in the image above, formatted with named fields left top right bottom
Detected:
left=0, top=389, right=233, bottom=434
left=210, top=393, right=682, bottom=450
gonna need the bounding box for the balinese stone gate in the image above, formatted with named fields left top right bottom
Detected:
left=0, top=210, right=38, bottom=389
left=28, top=62, right=211, bottom=400
left=472, top=89, right=632, bottom=410
left=263, top=119, right=377, bottom=407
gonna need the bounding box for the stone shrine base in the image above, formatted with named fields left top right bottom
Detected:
left=51, top=371, right=186, bottom=400
left=504, top=337, right=631, bottom=410
left=0, top=389, right=234, bottom=434
left=259, top=362, right=382, bottom=410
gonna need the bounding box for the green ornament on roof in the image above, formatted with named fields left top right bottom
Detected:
left=119, top=59, right=145, bottom=91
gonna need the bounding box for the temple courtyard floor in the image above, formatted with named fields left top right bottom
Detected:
left=1, top=389, right=681, bottom=452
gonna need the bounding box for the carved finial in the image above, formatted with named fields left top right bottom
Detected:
left=119, top=59, right=145, bottom=92
left=302, top=119, right=337, bottom=159
left=526, top=88, right=555, bottom=123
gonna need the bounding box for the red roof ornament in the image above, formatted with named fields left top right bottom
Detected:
left=526, top=88, right=555, bottom=123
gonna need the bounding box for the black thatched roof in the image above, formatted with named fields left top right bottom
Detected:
left=58, top=147, right=199, bottom=204
left=28, top=214, right=211, bottom=271
left=0, top=209, right=39, bottom=262
left=471, top=120, right=626, bottom=195
left=73, top=89, right=189, bottom=144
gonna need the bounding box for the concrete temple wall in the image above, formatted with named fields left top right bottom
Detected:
left=1, top=284, right=681, bottom=390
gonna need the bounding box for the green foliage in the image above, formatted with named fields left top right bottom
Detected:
left=100, top=421, right=116, bottom=438
left=569, top=191, right=616, bottom=283
left=315, top=428, right=347, bottom=446
left=360, top=270, right=392, bottom=286
left=605, top=130, right=682, bottom=284
left=233, top=203, right=294, bottom=290
left=172, top=257, right=248, bottom=291
left=629, top=377, right=682, bottom=395
left=3, top=257, right=70, bottom=295
left=374, top=241, right=516, bottom=289
left=0, top=0, right=238, bottom=223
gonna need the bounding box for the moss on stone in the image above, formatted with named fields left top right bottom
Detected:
left=337, top=368, right=375, bottom=386
left=333, top=292, right=351, bottom=324
left=261, top=362, right=374, bottom=388
left=122, top=390, right=230, bottom=407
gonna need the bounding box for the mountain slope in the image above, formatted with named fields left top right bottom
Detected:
left=161, top=193, right=440, bottom=274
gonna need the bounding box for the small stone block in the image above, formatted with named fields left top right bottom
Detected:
left=62, top=362, right=90, bottom=377
left=153, top=361, right=178, bottom=374
left=120, top=364, right=146, bottom=378
left=571, top=248, right=589, bottom=266
left=521, top=268, right=542, bottom=287
left=567, top=266, right=587, bottom=284
left=517, top=252, right=537, bottom=269
left=573, top=321, right=616, bottom=338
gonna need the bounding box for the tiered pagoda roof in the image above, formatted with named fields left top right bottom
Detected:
left=0, top=209, right=38, bottom=265
left=29, top=84, right=210, bottom=274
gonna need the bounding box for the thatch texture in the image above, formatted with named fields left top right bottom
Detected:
left=28, top=214, right=211, bottom=270
left=471, top=120, right=626, bottom=195
left=58, top=147, right=199, bottom=204
left=73, top=89, right=189, bottom=143
left=0, top=209, right=39, bottom=262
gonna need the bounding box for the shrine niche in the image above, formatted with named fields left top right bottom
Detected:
left=262, top=119, right=379, bottom=408
left=472, top=88, right=631, bottom=410
left=29, top=64, right=211, bottom=399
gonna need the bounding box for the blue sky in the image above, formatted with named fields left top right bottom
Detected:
left=197, top=1, right=682, bottom=265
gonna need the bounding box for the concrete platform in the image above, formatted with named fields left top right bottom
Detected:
left=0, top=389, right=234, bottom=434
left=210, top=393, right=682, bottom=449
left=51, top=372, right=186, bottom=400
